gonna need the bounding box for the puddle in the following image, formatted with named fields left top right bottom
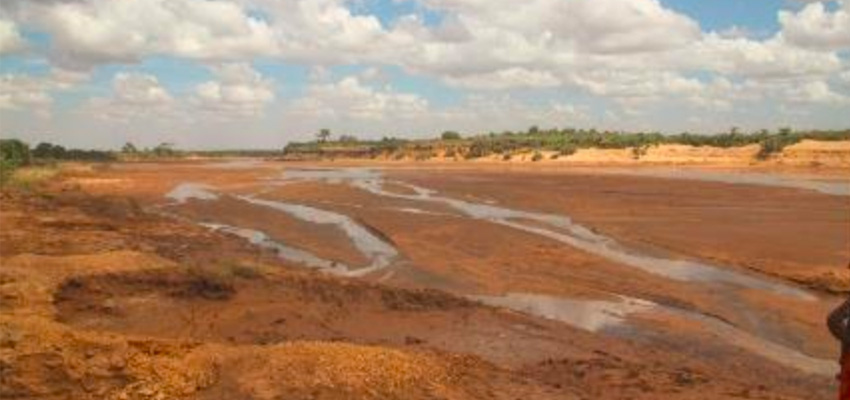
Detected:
left=281, top=167, right=381, bottom=184
left=200, top=223, right=369, bottom=277
left=237, top=196, right=398, bottom=275
left=165, top=183, right=219, bottom=203
left=471, top=293, right=654, bottom=332
left=474, top=292, right=835, bottom=377
left=599, top=168, right=850, bottom=196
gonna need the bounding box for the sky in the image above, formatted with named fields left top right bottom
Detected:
left=0, top=0, right=849, bottom=149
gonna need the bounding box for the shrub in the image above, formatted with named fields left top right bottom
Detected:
left=228, top=263, right=263, bottom=280
left=441, top=131, right=461, bottom=140
left=502, top=153, right=512, bottom=161
left=0, top=139, right=30, bottom=186
left=465, top=139, right=492, bottom=159
left=757, top=137, right=790, bottom=160
left=531, top=151, right=543, bottom=162
left=631, top=145, right=649, bottom=160
left=558, top=144, right=577, bottom=156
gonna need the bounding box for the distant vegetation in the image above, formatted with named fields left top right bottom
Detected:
left=1, top=139, right=117, bottom=186
left=283, top=127, right=850, bottom=161
left=2, top=126, right=849, bottom=183
left=0, top=139, right=30, bottom=184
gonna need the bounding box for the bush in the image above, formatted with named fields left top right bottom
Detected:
left=502, top=153, right=512, bottom=161
left=531, top=151, right=543, bottom=162
left=0, top=139, right=30, bottom=185
left=441, top=131, right=462, bottom=140
left=465, top=139, right=493, bottom=159
left=757, top=137, right=794, bottom=160
left=558, top=144, right=577, bottom=156
left=631, top=145, right=649, bottom=160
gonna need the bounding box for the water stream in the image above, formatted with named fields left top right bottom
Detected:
left=200, top=222, right=354, bottom=275
left=287, top=169, right=815, bottom=300
left=166, top=182, right=398, bottom=277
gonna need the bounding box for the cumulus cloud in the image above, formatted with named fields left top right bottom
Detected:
left=442, top=68, right=561, bottom=90
left=432, top=94, right=592, bottom=133
left=23, top=0, right=278, bottom=69
left=290, top=76, right=428, bottom=120
left=85, top=72, right=175, bottom=121
left=0, top=18, right=24, bottom=55
left=692, top=34, right=842, bottom=79
left=1, top=0, right=848, bottom=142
left=783, top=80, right=848, bottom=104
left=84, top=64, right=275, bottom=122
left=0, top=69, right=88, bottom=114
left=191, top=63, right=275, bottom=118
left=780, top=0, right=850, bottom=51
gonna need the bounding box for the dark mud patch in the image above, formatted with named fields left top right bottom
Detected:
left=53, top=268, right=482, bottom=347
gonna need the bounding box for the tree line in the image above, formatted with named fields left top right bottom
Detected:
left=283, top=127, right=850, bottom=160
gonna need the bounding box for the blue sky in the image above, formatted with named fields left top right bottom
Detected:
left=0, top=0, right=848, bottom=149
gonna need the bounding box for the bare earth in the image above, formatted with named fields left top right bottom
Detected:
left=2, top=159, right=849, bottom=399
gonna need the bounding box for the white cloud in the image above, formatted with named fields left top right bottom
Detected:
left=1, top=0, right=849, bottom=143
left=85, top=72, right=175, bottom=121
left=568, top=70, right=703, bottom=101
left=85, top=64, right=275, bottom=122
left=290, top=76, right=428, bottom=120
left=191, top=63, right=275, bottom=118
left=25, top=0, right=278, bottom=69
left=691, top=34, right=842, bottom=79
left=0, top=69, right=88, bottom=114
left=442, top=67, right=561, bottom=90
left=0, top=75, right=53, bottom=111
left=0, top=17, right=24, bottom=55
left=779, top=0, right=850, bottom=51
left=783, top=80, right=848, bottom=104
left=429, top=94, right=591, bottom=133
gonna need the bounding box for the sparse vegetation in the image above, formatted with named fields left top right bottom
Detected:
left=531, top=151, right=544, bottom=162
left=282, top=127, right=850, bottom=162
left=441, top=131, right=461, bottom=140
left=0, top=139, right=30, bottom=185
left=632, top=145, right=649, bottom=160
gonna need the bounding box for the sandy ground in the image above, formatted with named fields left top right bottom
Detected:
left=2, top=160, right=847, bottom=399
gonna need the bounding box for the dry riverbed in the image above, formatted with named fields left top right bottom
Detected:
left=1, top=160, right=848, bottom=399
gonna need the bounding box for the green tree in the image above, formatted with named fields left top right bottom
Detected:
left=153, top=142, right=176, bottom=157
left=122, top=142, right=138, bottom=153
left=441, top=131, right=461, bottom=140
left=33, top=142, right=66, bottom=159
left=0, top=139, right=30, bottom=184
left=317, top=129, right=331, bottom=143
